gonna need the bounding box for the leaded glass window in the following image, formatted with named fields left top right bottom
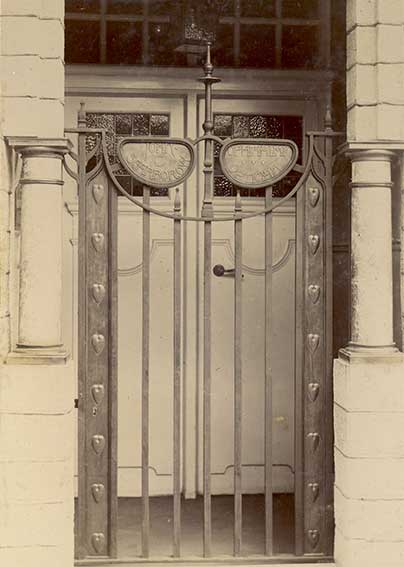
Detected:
left=213, top=113, right=302, bottom=198
left=65, top=0, right=327, bottom=69
left=86, top=111, right=170, bottom=196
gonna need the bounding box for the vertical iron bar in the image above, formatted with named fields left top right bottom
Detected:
left=234, top=188, right=243, bottom=556
left=265, top=185, right=273, bottom=555
left=142, top=185, right=150, bottom=558
left=77, top=103, right=88, bottom=560
left=198, top=43, right=220, bottom=558
left=173, top=189, right=182, bottom=557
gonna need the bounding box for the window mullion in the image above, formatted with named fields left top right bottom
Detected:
left=142, top=0, right=149, bottom=66
left=100, top=0, right=107, bottom=64
left=234, top=0, right=240, bottom=66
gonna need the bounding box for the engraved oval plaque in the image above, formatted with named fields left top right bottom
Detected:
left=220, top=139, right=298, bottom=189
left=118, top=138, right=195, bottom=189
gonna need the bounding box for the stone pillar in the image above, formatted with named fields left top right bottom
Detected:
left=7, top=139, right=71, bottom=361
left=340, top=148, right=398, bottom=358
left=335, top=3, right=404, bottom=567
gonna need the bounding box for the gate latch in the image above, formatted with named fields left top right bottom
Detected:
left=213, top=264, right=244, bottom=278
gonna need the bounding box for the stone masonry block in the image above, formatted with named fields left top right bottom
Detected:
left=0, top=501, right=71, bottom=547
left=334, top=402, right=404, bottom=458
left=377, top=24, right=404, bottom=63
left=0, top=16, right=40, bottom=56
left=1, top=460, right=73, bottom=504
left=347, top=26, right=377, bottom=68
left=0, top=55, right=40, bottom=98
left=37, top=98, right=65, bottom=136
left=335, top=485, right=404, bottom=541
left=335, top=527, right=404, bottom=567
left=0, top=413, right=74, bottom=462
left=347, top=0, right=376, bottom=31
left=1, top=0, right=40, bottom=16
left=40, top=58, right=65, bottom=100
left=335, top=447, right=404, bottom=499
left=377, top=103, right=404, bottom=139
left=377, top=63, right=404, bottom=104
left=0, top=363, right=74, bottom=414
left=334, top=358, right=404, bottom=412
left=346, top=64, right=376, bottom=106
left=39, top=19, right=64, bottom=59
left=376, top=0, right=404, bottom=24
left=0, top=545, right=74, bottom=567
left=1, top=97, right=40, bottom=136
left=41, top=0, right=64, bottom=20
left=347, top=105, right=377, bottom=140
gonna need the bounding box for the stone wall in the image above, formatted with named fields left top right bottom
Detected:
left=0, top=2, right=75, bottom=566
left=335, top=2, right=404, bottom=567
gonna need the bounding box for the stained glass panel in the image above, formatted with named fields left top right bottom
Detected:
left=150, top=114, right=170, bottom=135
left=213, top=113, right=303, bottom=197
left=86, top=112, right=170, bottom=196
left=132, top=114, right=150, bottom=136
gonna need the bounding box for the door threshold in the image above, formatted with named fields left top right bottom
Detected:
left=75, top=554, right=335, bottom=566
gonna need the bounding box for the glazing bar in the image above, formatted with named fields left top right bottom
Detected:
left=173, top=189, right=182, bottom=557
left=234, top=190, right=243, bottom=556
left=142, top=185, right=150, bottom=558
left=265, top=185, right=273, bottom=555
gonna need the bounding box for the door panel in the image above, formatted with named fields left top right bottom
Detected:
left=196, top=98, right=315, bottom=494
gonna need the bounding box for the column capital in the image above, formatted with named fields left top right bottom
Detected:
left=6, top=137, right=72, bottom=158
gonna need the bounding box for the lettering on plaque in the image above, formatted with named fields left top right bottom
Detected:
left=220, top=140, right=298, bottom=189
left=118, top=139, right=195, bottom=189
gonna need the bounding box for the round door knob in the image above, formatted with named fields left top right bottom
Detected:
left=213, top=264, right=226, bottom=277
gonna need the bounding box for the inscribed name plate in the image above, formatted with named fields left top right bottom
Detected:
left=118, top=138, right=195, bottom=189
left=220, top=139, right=298, bottom=189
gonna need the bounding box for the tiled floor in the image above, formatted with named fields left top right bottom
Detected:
left=116, top=494, right=295, bottom=558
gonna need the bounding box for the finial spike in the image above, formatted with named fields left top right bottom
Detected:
left=78, top=101, right=86, bottom=127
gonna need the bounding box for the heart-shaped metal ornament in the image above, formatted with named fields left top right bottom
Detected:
left=92, top=283, right=106, bottom=305
left=91, top=532, right=105, bottom=553
left=308, top=382, right=320, bottom=402
left=308, top=186, right=320, bottom=208
left=92, top=184, right=104, bottom=204
left=91, top=233, right=105, bottom=253
left=91, top=483, right=105, bottom=503
left=308, top=482, right=320, bottom=502
left=91, top=334, right=105, bottom=355
left=308, top=284, right=320, bottom=304
left=91, top=434, right=105, bottom=455
left=308, top=234, right=320, bottom=255
left=307, top=432, right=320, bottom=452
left=307, top=333, right=320, bottom=354
left=91, top=384, right=105, bottom=405
left=307, top=529, right=320, bottom=549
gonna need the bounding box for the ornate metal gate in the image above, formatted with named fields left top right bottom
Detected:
left=65, top=45, right=341, bottom=563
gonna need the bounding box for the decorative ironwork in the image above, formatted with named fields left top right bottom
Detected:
left=220, top=138, right=298, bottom=189
left=118, top=138, right=195, bottom=189
left=65, top=41, right=344, bottom=562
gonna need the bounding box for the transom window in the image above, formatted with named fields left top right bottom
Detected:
left=65, top=0, right=327, bottom=68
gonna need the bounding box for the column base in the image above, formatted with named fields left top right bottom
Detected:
left=6, top=347, right=70, bottom=365
left=339, top=343, right=403, bottom=363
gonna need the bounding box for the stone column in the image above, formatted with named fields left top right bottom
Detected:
left=340, top=148, right=398, bottom=359
left=7, top=138, right=71, bottom=362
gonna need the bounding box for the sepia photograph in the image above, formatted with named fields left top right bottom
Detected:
left=0, top=1, right=402, bottom=567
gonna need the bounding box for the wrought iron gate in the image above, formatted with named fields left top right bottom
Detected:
left=65, top=45, right=341, bottom=564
